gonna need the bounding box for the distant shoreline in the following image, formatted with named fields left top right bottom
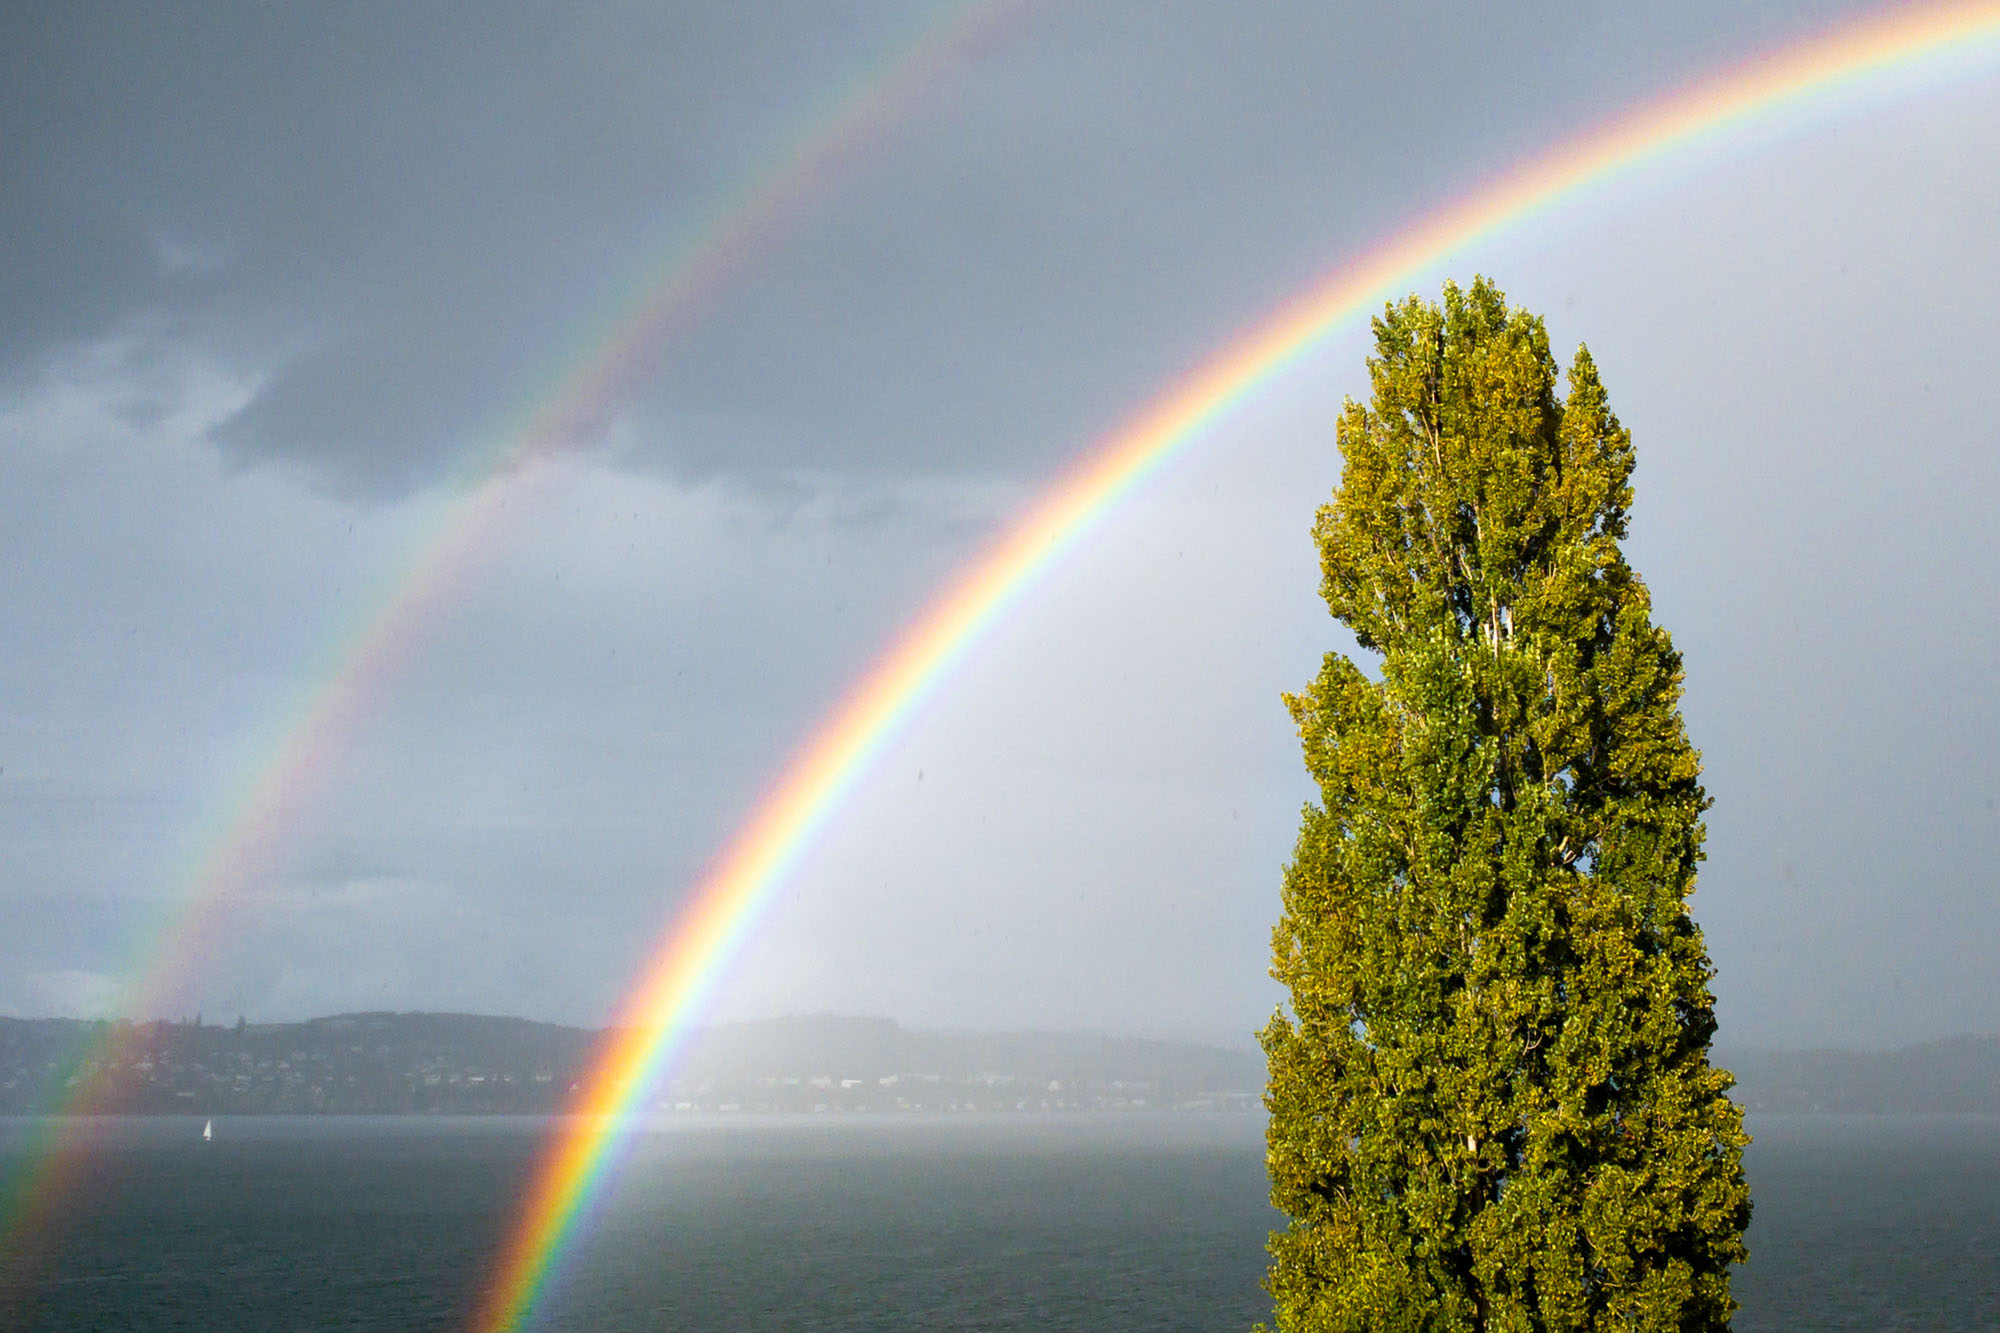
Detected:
left=4, top=1013, right=1996, bottom=1116
left=0, top=1012, right=1263, bottom=1117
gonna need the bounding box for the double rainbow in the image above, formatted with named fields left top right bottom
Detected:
left=474, top=3, right=2000, bottom=1328
left=1, top=0, right=1995, bottom=1325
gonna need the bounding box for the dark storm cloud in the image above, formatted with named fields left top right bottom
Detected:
left=0, top=0, right=936, bottom=489
left=1, top=0, right=1878, bottom=494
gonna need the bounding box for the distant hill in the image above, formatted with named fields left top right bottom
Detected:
left=0, top=1012, right=596, bottom=1115
left=1719, top=1036, right=2000, bottom=1115
left=0, top=1012, right=1260, bottom=1115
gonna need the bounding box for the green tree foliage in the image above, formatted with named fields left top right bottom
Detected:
left=1261, top=279, right=1750, bottom=1331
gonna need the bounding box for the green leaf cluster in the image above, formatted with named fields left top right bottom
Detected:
left=1261, top=279, right=1750, bottom=1331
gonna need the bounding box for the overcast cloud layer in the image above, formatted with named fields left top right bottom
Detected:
left=3, top=1, right=1994, bottom=1049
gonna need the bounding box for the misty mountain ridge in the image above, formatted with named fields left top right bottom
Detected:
left=1716, top=1035, right=2000, bottom=1116
left=0, top=1012, right=1260, bottom=1115
left=3, top=1012, right=1997, bottom=1116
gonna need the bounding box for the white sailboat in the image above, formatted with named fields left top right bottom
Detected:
left=202, top=1118, right=212, bottom=1142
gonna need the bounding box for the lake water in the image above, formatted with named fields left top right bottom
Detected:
left=2, top=1113, right=1995, bottom=1330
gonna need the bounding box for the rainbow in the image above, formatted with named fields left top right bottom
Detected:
left=0, top=0, right=1015, bottom=1292
left=470, top=3, right=2000, bottom=1328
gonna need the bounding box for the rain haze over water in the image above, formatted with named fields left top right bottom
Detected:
left=5, top=1115, right=1998, bottom=1329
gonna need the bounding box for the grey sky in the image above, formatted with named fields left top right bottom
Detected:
left=3, top=1, right=1994, bottom=1049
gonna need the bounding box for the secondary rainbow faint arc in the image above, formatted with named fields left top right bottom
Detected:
left=0, top=0, right=1016, bottom=1286
left=472, top=3, right=2000, bottom=1329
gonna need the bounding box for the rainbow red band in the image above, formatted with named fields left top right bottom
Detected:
left=470, top=5, right=2000, bottom=1329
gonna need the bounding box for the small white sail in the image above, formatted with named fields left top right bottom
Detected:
left=202, top=1118, right=212, bottom=1142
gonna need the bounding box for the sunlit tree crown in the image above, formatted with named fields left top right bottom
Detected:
left=1262, top=277, right=1750, bottom=1332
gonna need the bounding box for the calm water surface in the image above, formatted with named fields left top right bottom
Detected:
left=2, top=1113, right=1995, bottom=1330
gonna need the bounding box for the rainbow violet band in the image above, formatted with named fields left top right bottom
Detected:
left=470, top=3, right=2000, bottom=1329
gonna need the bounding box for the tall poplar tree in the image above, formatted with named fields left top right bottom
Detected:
left=1261, top=279, right=1750, bottom=1331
